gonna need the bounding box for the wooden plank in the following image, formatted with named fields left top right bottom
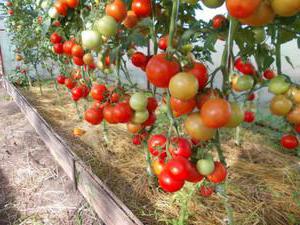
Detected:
left=1, top=78, right=144, bottom=225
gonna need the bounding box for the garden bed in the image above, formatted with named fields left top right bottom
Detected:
left=4, top=79, right=300, bottom=225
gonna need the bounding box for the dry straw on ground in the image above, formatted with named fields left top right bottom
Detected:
left=21, top=84, right=300, bottom=225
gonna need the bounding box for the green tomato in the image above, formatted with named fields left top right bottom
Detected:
left=159, top=103, right=168, bottom=113
left=253, top=27, right=266, bottom=44
left=129, top=93, right=148, bottom=111
left=132, top=110, right=149, bottom=124
left=202, top=0, right=224, bottom=8
left=181, top=0, right=197, bottom=4
left=268, top=76, right=290, bottom=95
left=94, top=16, right=118, bottom=37
left=181, top=44, right=193, bottom=54
left=81, top=30, right=102, bottom=50
left=237, top=75, right=254, bottom=91
left=196, top=159, right=215, bottom=176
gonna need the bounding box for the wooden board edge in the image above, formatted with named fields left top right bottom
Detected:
left=1, top=78, right=144, bottom=225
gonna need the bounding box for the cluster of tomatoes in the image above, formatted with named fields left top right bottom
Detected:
left=51, top=0, right=79, bottom=17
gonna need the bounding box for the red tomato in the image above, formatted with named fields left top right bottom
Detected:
left=142, top=112, right=156, bottom=126
left=295, top=124, right=300, bottom=133
left=146, top=53, right=180, bottom=88
left=53, top=43, right=64, bottom=54
left=56, top=75, right=66, bottom=84
left=110, top=93, right=120, bottom=103
left=54, top=1, right=68, bottom=16
left=53, top=21, right=61, bottom=27
left=170, top=96, right=196, bottom=116
left=147, top=97, right=158, bottom=112
left=113, top=102, right=133, bottom=123
left=186, top=163, right=204, bottom=183
left=123, top=10, right=138, bottom=29
left=6, top=1, right=13, bottom=7
left=131, top=52, right=147, bottom=68
left=169, top=137, right=192, bottom=158
left=201, top=99, right=232, bottom=128
left=73, top=56, right=84, bottom=66
left=212, top=15, right=227, bottom=29
left=105, top=0, right=127, bottom=22
left=65, top=78, right=77, bottom=89
left=7, top=9, right=14, bottom=15
left=91, top=84, right=107, bottom=101
left=103, top=104, right=118, bottom=124
left=63, top=40, right=75, bottom=56
left=66, top=0, right=79, bottom=8
left=207, top=162, right=227, bottom=184
left=148, top=134, right=167, bottom=156
left=158, top=36, right=168, bottom=50
left=131, top=0, right=152, bottom=18
left=81, top=84, right=90, bottom=98
left=226, top=0, right=261, bottom=19
left=185, top=62, right=208, bottom=89
left=263, top=69, right=275, bottom=80
left=234, top=57, right=255, bottom=75
left=71, top=44, right=84, bottom=57
left=132, top=135, right=142, bottom=145
left=158, top=169, right=185, bottom=193
left=247, top=93, right=256, bottom=101
left=200, top=186, right=214, bottom=197
left=71, top=86, right=83, bottom=101
left=50, top=32, right=62, bottom=44
left=281, top=135, right=299, bottom=150
left=164, top=157, right=190, bottom=181
left=85, top=108, right=103, bottom=125
left=244, top=111, right=255, bottom=123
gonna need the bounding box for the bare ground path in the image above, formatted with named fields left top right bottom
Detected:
left=0, top=87, right=103, bottom=225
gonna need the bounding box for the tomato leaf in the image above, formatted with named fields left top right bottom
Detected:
left=285, top=56, right=294, bottom=69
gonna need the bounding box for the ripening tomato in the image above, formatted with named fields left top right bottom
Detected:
left=146, top=53, right=180, bottom=88
left=142, top=112, right=156, bottom=126
left=281, top=135, right=299, bottom=150
left=73, top=56, right=84, bottom=66
left=147, top=97, right=158, bottom=112
left=196, top=89, right=219, bottom=109
left=186, top=164, right=203, bottom=183
left=66, top=0, right=79, bottom=8
left=236, top=75, right=254, bottom=91
left=6, top=1, right=12, bottom=7
left=271, top=0, right=300, bottom=17
left=207, top=161, right=227, bottom=183
left=56, top=75, right=66, bottom=84
left=54, top=1, right=68, bottom=16
left=212, top=15, right=227, bottom=29
left=53, top=43, right=64, bottom=54
left=225, top=102, right=244, bottom=128
left=113, top=102, right=133, bottom=123
left=263, top=69, right=275, bottom=80
left=169, top=72, right=199, bottom=101
left=91, top=84, right=107, bottom=101
left=226, top=0, right=261, bottom=19
left=148, top=134, right=167, bottom=156
left=152, top=160, right=165, bottom=176
left=239, top=1, right=275, bottom=27
left=158, top=36, right=168, bottom=50
left=184, top=112, right=216, bottom=141
left=170, top=96, right=196, bottom=116
left=63, top=40, right=75, bottom=56
left=85, top=108, right=103, bottom=125
left=244, top=111, right=255, bottom=123
left=201, top=99, right=232, bottom=128
left=105, top=0, right=127, bottom=22
left=127, top=122, right=143, bottom=134
left=132, top=135, right=142, bottom=145
left=123, top=10, right=138, bottom=29
left=158, top=169, right=185, bottom=193
left=169, top=137, right=192, bottom=158
left=71, top=44, right=84, bottom=58
left=50, top=32, right=62, bottom=44
left=287, top=106, right=300, bottom=125
left=83, top=53, right=94, bottom=65
left=103, top=104, right=118, bottom=124
left=164, top=157, right=190, bottom=181
left=131, top=52, right=147, bottom=68
left=131, top=0, right=151, bottom=18
left=65, top=78, right=77, bottom=89
left=270, top=95, right=292, bottom=116
left=185, top=62, right=208, bottom=89
left=200, top=186, right=214, bottom=197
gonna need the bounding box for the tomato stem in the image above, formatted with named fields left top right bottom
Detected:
left=275, top=28, right=282, bottom=74
left=167, top=0, right=179, bottom=53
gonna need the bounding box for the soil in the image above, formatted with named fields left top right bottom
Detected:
left=0, top=87, right=103, bottom=225
left=17, top=83, right=300, bottom=225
